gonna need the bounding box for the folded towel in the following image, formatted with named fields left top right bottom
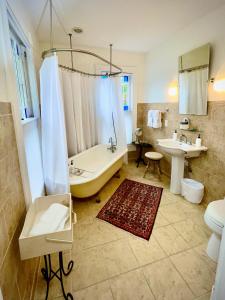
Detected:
left=147, top=110, right=162, bottom=128
left=29, top=203, right=69, bottom=236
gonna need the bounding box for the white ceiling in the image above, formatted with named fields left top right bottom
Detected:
left=23, top=0, right=225, bottom=52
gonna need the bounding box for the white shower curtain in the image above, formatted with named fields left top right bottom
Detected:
left=60, top=70, right=97, bottom=156
left=179, top=68, right=208, bottom=115
left=96, top=77, right=127, bottom=150
left=60, top=70, right=126, bottom=157
left=40, top=56, right=69, bottom=195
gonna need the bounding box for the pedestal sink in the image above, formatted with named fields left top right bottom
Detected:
left=157, top=139, right=207, bottom=194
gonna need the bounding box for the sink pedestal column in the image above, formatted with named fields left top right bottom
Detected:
left=170, top=155, right=184, bottom=194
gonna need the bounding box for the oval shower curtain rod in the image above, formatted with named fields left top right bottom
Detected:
left=39, top=0, right=123, bottom=77
left=42, top=46, right=123, bottom=77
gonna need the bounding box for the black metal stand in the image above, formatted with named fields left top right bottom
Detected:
left=41, top=252, right=74, bottom=300
left=135, top=142, right=152, bottom=168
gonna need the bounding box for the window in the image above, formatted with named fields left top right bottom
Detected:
left=121, top=75, right=133, bottom=144
left=10, top=29, right=34, bottom=120
left=121, top=75, right=130, bottom=111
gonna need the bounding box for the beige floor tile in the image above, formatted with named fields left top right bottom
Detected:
left=193, top=243, right=217, bottom=273
left=142, top=258, right=194, bottom=300
left=170, top=249, right=215, bottom=297
left=195, top=292, right=211, bottom=300
left=177, top=201, right=206, bottom=220
left=160, top=189, right=181, bottom=207
left=73, top=219, right=126, bottom=253
left=72, top=239, right=138, bottom=291
left=74, top=281, right=113, bottom=300
left=101, top=239, right=138, bottom=278
left=154, top=211, right=170, bottom=228
left=172, top=218, right=210, bottom=247
left=73, top=199, right=100, bottom=225
left=159, top=199, right=205, bottom=224
left=159, top=203, right=188, bottom=223
left=109, top=269, right=154, bottom=300
left=72, top=245, right=109, bottom=291
left=128, top=235, right=166, bottom=266
left=153, top=224, right=189, bottom=255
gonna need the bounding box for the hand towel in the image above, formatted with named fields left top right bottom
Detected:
left=29, top=203, right=69, bottom=236
left=147, top=110, right=162, bottom=128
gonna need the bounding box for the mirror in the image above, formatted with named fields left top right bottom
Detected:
left=178, top=44, right=210, bottom=115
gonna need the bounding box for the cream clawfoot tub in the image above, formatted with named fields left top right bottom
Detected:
left=69, top=144, right=127, bottom=198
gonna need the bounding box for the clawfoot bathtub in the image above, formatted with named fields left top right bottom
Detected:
left=69, top=144, right=127, bottom=198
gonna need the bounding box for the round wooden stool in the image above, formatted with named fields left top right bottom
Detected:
left=143, top=152, right=163, bottom=177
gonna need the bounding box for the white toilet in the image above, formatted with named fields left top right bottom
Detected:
left=204, top=199, right=225, bottom=262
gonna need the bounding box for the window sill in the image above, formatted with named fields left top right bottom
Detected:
left=21, top=117, right=39, bottom=125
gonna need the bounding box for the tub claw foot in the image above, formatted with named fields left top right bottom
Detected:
left=95, top=198, right=101, bottom=203
left=114, top=172, right=120, bottom=179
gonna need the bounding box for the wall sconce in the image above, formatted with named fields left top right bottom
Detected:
left=213, top=79, right=225, bottom=92
left=168, top=86, right=178, bottom=96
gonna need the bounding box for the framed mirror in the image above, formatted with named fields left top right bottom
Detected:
left=178, top=44, right=210, bottom=115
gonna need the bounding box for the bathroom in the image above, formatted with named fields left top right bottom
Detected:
left=1, top=0, right=225, bottom=299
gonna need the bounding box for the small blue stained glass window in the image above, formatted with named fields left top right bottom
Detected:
left=121, top=75, right=130, bottom=111
left=124, top=75, right=129, bottom=82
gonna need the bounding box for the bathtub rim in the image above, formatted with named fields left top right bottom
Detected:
left=69, top=144, right=127, bottom=185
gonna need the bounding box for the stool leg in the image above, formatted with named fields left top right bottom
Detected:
left=143, top=160, right=150, bottom=178
left=158, top=160, right=162, bottom=175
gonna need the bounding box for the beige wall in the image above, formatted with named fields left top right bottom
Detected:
left=0, top=102, right=38, bottom=299
left=143, top=4, right=225, bottom=103
left=137, top=102, right=225, bottom=204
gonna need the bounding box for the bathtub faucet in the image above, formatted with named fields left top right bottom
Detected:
left=108, top=137, right=117, bottom=153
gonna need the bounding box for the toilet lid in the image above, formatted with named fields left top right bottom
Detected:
left=206, top=199, right=225, bottom=227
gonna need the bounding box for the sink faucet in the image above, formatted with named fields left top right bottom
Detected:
left=179, top=134, right=187, bottom=143
left=108, top=137, right=117, bottom=153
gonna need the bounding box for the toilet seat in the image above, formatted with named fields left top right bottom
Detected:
left=204, top=199, right=225, bottom=235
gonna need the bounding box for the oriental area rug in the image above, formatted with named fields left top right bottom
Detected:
left=97, top=179, right=163, bottom=240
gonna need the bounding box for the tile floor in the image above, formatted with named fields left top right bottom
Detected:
left=34, top=161, right=216, bottom=300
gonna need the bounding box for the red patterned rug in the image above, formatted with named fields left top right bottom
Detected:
left=97, top=179, right=163, bottom=240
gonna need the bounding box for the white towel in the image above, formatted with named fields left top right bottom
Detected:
left=29, top=203, right=69, bottom=236
left=147, top=110, right=162, bottom=128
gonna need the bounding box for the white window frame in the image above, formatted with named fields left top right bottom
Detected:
left=7, top=9, right=40, bottom=122
left=2, top=2, right=41, bottom=207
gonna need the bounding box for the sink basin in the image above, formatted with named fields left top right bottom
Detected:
left=157, top=139, right=207, bottom=158
left=157, top=139, right=207, bottom=194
